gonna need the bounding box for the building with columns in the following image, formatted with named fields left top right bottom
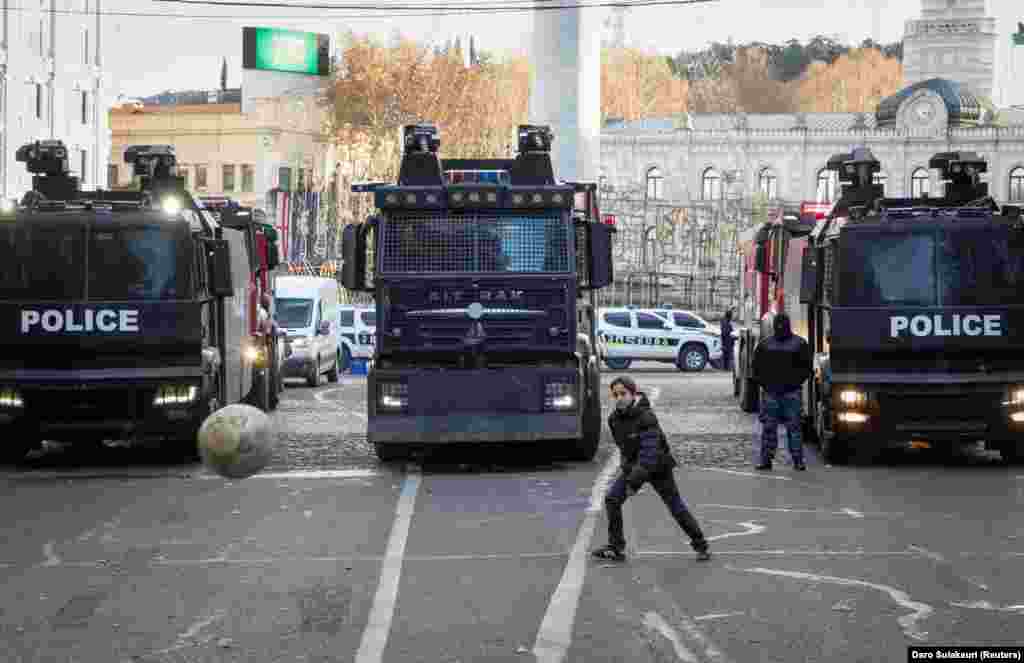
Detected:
left=596, top=0, right=1024, bottom=313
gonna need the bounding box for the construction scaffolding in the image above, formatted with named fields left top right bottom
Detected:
left=595, top=181, right=793, bottom=319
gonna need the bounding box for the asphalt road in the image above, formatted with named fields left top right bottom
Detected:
left=2, top=364, right=1022, bottom=662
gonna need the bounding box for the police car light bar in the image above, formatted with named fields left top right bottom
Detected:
left=602, top=214, right=617, bottom=226
left=351, top=182, right=389, bottom=194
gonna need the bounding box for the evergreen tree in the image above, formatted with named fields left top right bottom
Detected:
left=220, top=57, right=227, bottom=91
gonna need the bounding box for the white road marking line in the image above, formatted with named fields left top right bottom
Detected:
left=533, top=449, right=621, bottom=663
left=149, top=609, right=227, bottom=656
left=735, top=566, right=934, bottom=641
left=354, top=464, right=422, bottom=663
left=949, top=600, right=1024, bottom=614
left=907, top=545, right=945, bottom=562
left=692, top=467, right=792, bottom=481
left=246, top=469, right=379, bottom=480
left=693, top=612, right=745, bottom=621
left=42, top=542, right=60, bottom=567
left=966, top=577, right=990, bottom=592
left=706, top=521, right=765, bottom=543
left=661, top=609, right=733, bottom=663
left=639, top=550, right=923, bottom=557
left=841, top=508, right=864, bottom=519
left=699, top=503, right=896, bottom=517
left=643, top=611, right=699, bottom=663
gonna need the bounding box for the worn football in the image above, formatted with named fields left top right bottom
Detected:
left=197, top=403, right=276, bottom=479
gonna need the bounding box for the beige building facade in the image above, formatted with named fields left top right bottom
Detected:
left=108, top=95, right=332, bottom=211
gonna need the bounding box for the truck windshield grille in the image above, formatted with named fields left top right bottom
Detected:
left=380, top=213, right=571, bottom=274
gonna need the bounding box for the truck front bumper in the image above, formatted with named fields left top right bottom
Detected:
left=828, top=376, right=1024, bottom=443
left=0, top=367, right=209, bottom=441
left=367, top=366, right=583, bottom=444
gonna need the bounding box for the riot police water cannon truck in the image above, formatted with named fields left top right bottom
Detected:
left=790, top=147, right=1024, bottom=463
left=0, top=140, right=274, bottom=462
left=343, top=123, right=615, bottom=462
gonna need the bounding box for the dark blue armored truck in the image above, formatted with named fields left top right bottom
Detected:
left=797, top=148, right=1024, bottom=464
left=0, top=140, right=269, bottom=462
left=343, top=124, right=615, bottom=462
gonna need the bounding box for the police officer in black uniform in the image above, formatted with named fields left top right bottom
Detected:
left=752, top=313, right=813, bottom=471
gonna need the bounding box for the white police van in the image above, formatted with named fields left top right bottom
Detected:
left=337, top=304, right=376, bottom=371
left=596, top=306, right=722, bottom=371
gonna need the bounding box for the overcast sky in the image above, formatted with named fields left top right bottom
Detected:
left=107, top=0, right=920, bottom=98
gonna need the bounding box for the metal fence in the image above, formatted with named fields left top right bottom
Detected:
left=595, top=182, right=794, bottom=319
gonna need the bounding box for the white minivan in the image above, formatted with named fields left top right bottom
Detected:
left=275, top=276, right=341, bottom=387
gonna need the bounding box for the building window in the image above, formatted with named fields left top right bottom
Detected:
left=80, top=150, right=87, bottom=186
left=816, top=169, right=837, bottom=203
left=873, top=171, right=887, bottom=195
left=911, top=167, right=930, bottom=197
left=195, top=165, right=208, bottom=189
left=278, top=167, right=292, bottom=192
left=81, top=91, right=88, bottom=125
left=1009, top=167, right=1024, bottom=202
left=35, top=83, right=43, bottom=119
left=702, top=167, right=721, bottom=200
left=646, top=167, right=664, bottom=200
left=222, top=165, right=235, bottom=192
left=241, top=165, right=254, bottom=192
left=107, top=164, right=118, bottom=188
left=83, top=29, right=90, bottom=66
left=758, top=168, right=777, bottom=199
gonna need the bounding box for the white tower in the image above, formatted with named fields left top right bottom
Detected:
left=902, top=0, right=997, bottom=98
left=990, top=0, right=1024, bottom=108
left=529, top=5, right=602, bottom=182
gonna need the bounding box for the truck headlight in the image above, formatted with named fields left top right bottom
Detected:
left=154, top=385, right=198, bottom=406
left=378, top=382, right=408, bottom=411
left=838, top=389, right=867, bottom=408
left=837, top=412, right=869, bottom=424
left=0, top=388, right=24, bottom=408
left=1009, top=388, right=1024, bottom=406
left=244, top=340, right=267, bottom=367
left=544, top=381, right=576, bottom=411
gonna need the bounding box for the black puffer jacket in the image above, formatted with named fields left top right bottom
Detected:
left=608, top=392, right=677, bottom=489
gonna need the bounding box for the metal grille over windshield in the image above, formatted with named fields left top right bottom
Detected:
left=380, top=213, right=570, bottom=274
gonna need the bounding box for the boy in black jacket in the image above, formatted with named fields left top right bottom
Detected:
left=591, top=376, right=711, bottom=562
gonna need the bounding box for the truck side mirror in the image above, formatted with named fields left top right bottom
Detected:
left=206, top=239, right=234, bottom=297
left=318, top=320, right=331, bottom=336
left=342, top=223, right=368, bottom=292
left=799, top=246, right=817, bottom=304
left=585, top=222, right=615, bottom=289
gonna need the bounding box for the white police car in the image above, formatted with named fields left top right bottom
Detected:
left=337, top=305, right=376, bottom=371
left=596, top=306, right=722, bottom=371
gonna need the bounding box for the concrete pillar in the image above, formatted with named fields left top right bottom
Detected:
left=529, top=5, right=602, bottom=182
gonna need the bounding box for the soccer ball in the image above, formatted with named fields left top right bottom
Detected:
left=197, top=403, right=276, bottom=479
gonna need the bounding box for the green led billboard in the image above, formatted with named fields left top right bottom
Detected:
left=242, top=27, right=329, bottom=76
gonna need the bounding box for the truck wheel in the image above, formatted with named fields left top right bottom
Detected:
left=375, top=443, right=410, bottom=463
left=568, top=390, right=602, bottom=462
left=306, top=357, right=320, bottom=388
left=604, top=358, right=631, bottom=370
left=821, top=430, right=849, bottom=465
left=678, top=344, right=708, bottom=372
left=268, top=364, right=281, bottom=410
left=0, top=434, right=38, bottom=464
left=338, top=346, right=352, bottom=374
left=739, top=377, right=759, bottom=413
left=998, top=441, right=1024, bottom=464
left=327, top=352, right=340, bottom=383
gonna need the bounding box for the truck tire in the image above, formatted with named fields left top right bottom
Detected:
left=375, top=443, right=410, bottom=463
left=604, top=358, right=631, bottom=371
left=327, top=352, right=340, bottom=383
left=998, top=441, right=1024, bottom=464
left=739, top=377, right=759, bottom=413
left=568, top=389, right=603, bottom=462
left=268, top=364, right=281, bottom=410
left=820, top=428, right=849, bottom=465
left=678, top=344, right=708, bottom=372
left=307, top=356, right=320, bottom=388
left=0, top=433, right=38, bottom=464
left=338, top=346, right=352, bottom=374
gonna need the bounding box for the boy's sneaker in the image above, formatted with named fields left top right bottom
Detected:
left=591, top=545, right=626, bottom=562
left=794, top=462, right=807, bottom=471
left=754, top=462, right=772, bottom=471
left=696, top=548, right=711, bottom=561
